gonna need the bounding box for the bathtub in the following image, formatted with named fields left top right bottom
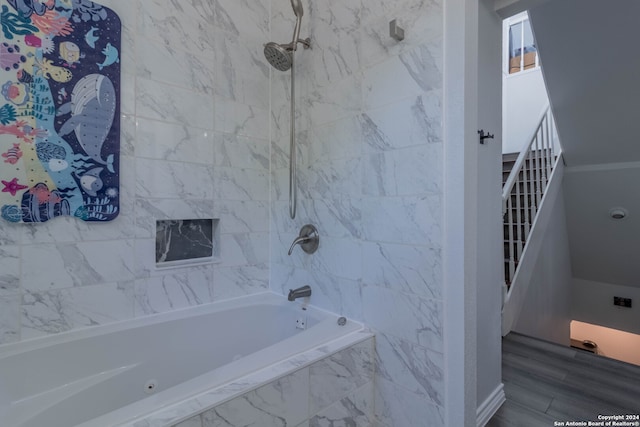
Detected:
left=0, top=292, right=371, bottom=427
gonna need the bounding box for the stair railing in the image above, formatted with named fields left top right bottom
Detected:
left=502, top=104, right=557, bottom=288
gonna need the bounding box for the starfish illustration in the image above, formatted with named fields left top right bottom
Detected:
left=2, top=178, right=28, bottom=196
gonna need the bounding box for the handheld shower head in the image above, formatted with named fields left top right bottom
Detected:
left=264, top=42, right=293, bottom=71
left=289, top=0, right=303, bottom=49
left=290, top=0, right=303, bottom=17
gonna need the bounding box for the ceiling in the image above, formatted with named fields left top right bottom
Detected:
left=529, top=0, right=640, bottom=167
left=564, top=166, right=640, bottom=288
left=526, top=1, right=640, bottom=289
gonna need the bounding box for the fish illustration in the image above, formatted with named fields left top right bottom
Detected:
left=96, top=43, right=119, bottom=71
left=57, top=74, right=116, bottom=172
left=2, top=143, right=22, bottom=164
left=85, top=27, right=99, bottom=48
left=78, top=167, right=104, bottom=196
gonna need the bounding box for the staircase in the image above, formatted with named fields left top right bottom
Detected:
left=502, top=106, right=557, bottom=290
left=502, top=152, right=522, bottom=287
left=502, top=149, right=554, bottom=288
left=489, top=333, right=640, bottom=425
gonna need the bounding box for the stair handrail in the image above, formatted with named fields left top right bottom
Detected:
left=502, top=102, right=557, bottom=288
left=502, top=103, right=551, bottom=204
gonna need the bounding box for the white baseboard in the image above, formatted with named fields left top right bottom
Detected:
left=476, top=383, right=506, bottom=427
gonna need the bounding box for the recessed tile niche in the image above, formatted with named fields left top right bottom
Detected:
left=155, top=219, right=219, bottom=268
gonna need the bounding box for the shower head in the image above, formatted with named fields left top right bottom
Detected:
left=266, top=0, right=309, bottom=71
left=264, top=42, right=293, bottom=71
left=290, top=0, right=303, bottom=18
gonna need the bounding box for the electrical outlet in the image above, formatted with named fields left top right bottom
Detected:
left=613, top=296, right=632, bottom=308
left=296, top=317, right=307, bottom=330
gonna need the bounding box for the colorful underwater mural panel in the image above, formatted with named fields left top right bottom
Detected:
left=0, top=0, right=120, bottom=223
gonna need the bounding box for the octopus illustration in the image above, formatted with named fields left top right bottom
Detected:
left=0, top=42, right=26, bottom=71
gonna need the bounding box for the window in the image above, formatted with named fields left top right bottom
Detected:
left=507, top=15, right=538, bottom=74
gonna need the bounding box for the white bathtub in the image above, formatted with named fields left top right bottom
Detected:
left=0, top=292, right=368, bottom=427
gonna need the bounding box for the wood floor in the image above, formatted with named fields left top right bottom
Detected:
left=488, top=332, right=640, bottom=427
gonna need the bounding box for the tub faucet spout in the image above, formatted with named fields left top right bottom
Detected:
left=288, top=285, right=311, bottom=301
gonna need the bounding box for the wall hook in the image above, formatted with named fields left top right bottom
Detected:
left=478, top=129, right=495, bottom=144
left=389, top=19, right=405, bottom=42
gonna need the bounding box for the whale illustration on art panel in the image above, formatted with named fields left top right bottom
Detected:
left=57, top=73, right=116, bottom=173
left=1, top=0, right=121, bottom=224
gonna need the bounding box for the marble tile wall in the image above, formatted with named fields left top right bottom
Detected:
left=269, top=0, right=445, bottom=424
left=0, top=0, right=449, bottom=424
left=171, top=338, right=374, bottom=427
left=0, top=0, right=271, bottom=343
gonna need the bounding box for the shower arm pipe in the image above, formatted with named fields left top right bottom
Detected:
left=289, top=50, right=297, bottom=219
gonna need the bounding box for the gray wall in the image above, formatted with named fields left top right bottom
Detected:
left=563, top=166, right=640, bottom=336
left=572, top=278, right=640, bottom=336
left=514, top=185, right=572, bottom=345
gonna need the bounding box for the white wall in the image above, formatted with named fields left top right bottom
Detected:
left=476, top=0, right=504, bottom=418
left=501, top=13, right=549, bottom=154
left=444, top=0, right=481, bottom=424
left=572, top=278, right=640, bottom=336
left=571, top=320, right=640, bottom=366
left=502, top=69, right=549, bottom=154
left=513, top=183, right=572, bottom=345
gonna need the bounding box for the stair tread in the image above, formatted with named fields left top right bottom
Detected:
left=502, top=152, right=520, bottom=162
